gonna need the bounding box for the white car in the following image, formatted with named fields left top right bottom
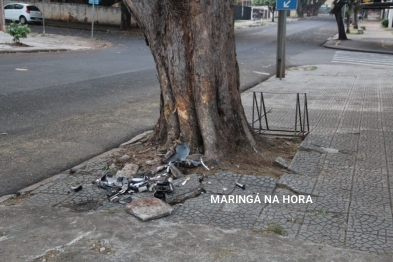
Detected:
left=4, top=3, right=43, bottom=24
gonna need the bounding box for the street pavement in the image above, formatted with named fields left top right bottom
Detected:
left=1, top=18, right=393, bottom=261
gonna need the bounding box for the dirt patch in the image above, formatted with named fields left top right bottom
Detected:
left=110, top=136, right=301, bottom=180
left=1, top=42, right=31, bottom=47
left=0, top=193, right=31, bottom=206
left=89, top=240, right=113, bottom=255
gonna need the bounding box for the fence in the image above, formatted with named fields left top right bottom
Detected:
left=234, top=5, right=252, bottom=20
left=4, top=0, right=122, bottom=25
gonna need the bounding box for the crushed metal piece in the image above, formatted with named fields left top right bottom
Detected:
left=236, top=182, right=246, bottom=190
left=71, top=185, right=83, bottom=192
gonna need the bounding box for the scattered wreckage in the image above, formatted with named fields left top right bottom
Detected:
left=87, top=138, right=247, bottom=221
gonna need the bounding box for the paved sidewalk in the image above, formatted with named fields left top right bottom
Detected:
left=242, top=63, right=393, bottom=254
left=324, top=18, right=393, bottom=54
left=0, top=31, right=108, bottom=53
left=1, top=63, right=393, bottom=261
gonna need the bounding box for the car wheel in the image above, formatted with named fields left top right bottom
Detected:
left=19, top=16, right=27, bottom=25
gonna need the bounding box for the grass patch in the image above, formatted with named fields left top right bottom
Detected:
left=314, top=210, right=328, bottom=216
left=267, top=222, right=285, bottom=235
left=303, top=66, right=317, bottom=71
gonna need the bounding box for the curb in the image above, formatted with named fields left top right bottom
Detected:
left=323, top=42, right=393, bottom=55
left=0, top=48, right=69, bottom=54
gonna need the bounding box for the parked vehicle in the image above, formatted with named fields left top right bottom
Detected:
left=3, top=3, right=43, bottom=24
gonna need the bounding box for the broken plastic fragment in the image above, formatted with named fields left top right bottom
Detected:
left=236, top=182, right=246, bottom=190
left=200, top=157, right=210, bottom=170
left=154, top=191, right=166, bottom=201
left=118, top=196, right=132, bottom=204
left=168, top=163, right=184, bottom=179
left=155, top=181, right=174, bottom=193
left=182, top=177, right=191, bottom=186
left=164, top=141, right=190, bottom=163
left=71, top=185, right=83, bottom=192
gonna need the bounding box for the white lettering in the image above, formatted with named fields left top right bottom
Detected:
left=211, top=195, right=221, bottom=203
left=298, top=195, right=305, bottom=203
left=238, top=195, right=246, bottom=203
left=228, top=195, right=235, bottom=203
left=221, top=195, right=227, bottom=203
left=273, top=195, right=280, bottom=203
left=265, top=195, right=272, bottom=203
left=282, top=195, right=290, bottom=203
left=306, top=195, right=313, bottom=203
left=254, top=194, right=261, bottom=203
left=246, top=195, right=253, bottom=203
left=291, top=195, right=298, bottom=203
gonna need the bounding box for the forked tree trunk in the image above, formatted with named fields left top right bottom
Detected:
left=123, top=0, right=257, bottom=160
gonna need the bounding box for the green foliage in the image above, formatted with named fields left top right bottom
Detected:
left=6, top=21, right=31, bottom=43
left=345, top=9, right=353, bottom=17
left=254, top=0, right=276, bottom=6
left=267, top=222, right=285, bottom=235
left=381, top=19, right=389, bottom=28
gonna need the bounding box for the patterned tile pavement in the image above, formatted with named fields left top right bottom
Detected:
left=19, top=64, right=393, bottom=255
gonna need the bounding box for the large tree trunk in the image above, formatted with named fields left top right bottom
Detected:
left=332, top=0, right=348, bottom=40
left=123, top=0, right=257, bottom=161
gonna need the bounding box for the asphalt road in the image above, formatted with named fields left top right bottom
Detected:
left=0, top=15, right=338, bottom=196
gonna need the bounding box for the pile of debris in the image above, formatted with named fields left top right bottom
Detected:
left=91, top=138, right=211, bottom=218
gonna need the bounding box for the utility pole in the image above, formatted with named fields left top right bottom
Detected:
left=0, top=0, right=6, bottom=32
left=42, top=0, right=45, bottom=34
left=275, top=0, right=298, bottom=79
left=276, top=10, right=287, bottom=79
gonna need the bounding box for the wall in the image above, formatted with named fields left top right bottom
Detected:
left=4, top=0, right=121, bottom=25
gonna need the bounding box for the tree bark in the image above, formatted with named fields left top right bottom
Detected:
left=353, top=10, right=358, bottom=29
left=269, top=6, right=275, bottom=22
left=346, top=14, right=351, bottom=33
left=123, top=0, right=258, bottom=161
left=332, top=0, right=348, bottom=40
left=0, top=0, right=5, bottom=32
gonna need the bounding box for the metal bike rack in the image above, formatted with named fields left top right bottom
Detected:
left=251, top=92, right=309, bottom=139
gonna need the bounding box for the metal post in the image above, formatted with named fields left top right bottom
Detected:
left=276, top=10, right=287, bottom=79
left=42, top=0, right=45, bottom=34
left=91, top=2, right=95, bottom=39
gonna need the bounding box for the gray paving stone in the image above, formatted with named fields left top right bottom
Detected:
left=168, top=194, right=222, bottom=224
left=306, top=196, right=350, bottom=213
left=166, top=174, right=203, bottom=204
left=288, top=151, right=324, bottom=177
left=346, top=233, right=393, bottom=254
left=265, top=188, right=310, bottom=212
left=232, top=174, right=277, bottom=195
left=253, top=207, right=305, bottom=238
left=298, top=212, right=347, bottom=248
left=278, top=173, right=316, bottom=195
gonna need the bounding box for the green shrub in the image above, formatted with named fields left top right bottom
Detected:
left=6, top=21, right=31, bottom=43
left=381, top=19, right=389, bottom=28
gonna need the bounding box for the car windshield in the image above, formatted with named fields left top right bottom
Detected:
left=27, top=6, right=40, bottom=11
